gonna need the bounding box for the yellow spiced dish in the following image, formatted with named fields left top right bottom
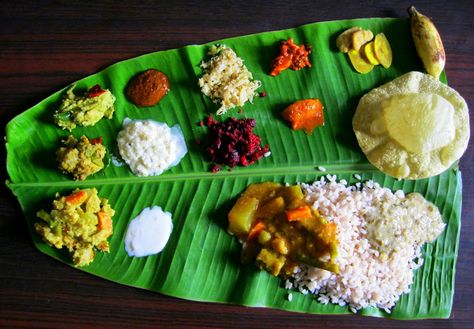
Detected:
left=35, top=188, right=115, bottom=267
left=56, top=135, right=106, bottom=180
left=54, top=84, right=116, bottom=131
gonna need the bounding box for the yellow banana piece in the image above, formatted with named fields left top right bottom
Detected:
left=408, top=6, right=446, bottom=79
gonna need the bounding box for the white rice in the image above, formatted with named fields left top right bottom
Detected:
left=285, top=176, right=444, bottom=313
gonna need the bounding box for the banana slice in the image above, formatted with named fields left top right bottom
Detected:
left=373, top=33, right=392, bottom=68
left=348, top=49, right=374, bottom=74
left=364, top=41, right=380, bottom=66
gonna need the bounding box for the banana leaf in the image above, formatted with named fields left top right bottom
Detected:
left=5, top=17, right=459, bottom=319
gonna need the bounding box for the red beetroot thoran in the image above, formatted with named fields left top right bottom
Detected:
left=202, top=115, right=269, bottom=171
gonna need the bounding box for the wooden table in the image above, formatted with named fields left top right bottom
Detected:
left=1, top=1, right=473, bottom=327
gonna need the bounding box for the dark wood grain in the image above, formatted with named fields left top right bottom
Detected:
left=1, top=0, right=473, bottom=328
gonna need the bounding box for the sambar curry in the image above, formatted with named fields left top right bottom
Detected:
left=228, top=182, right=339, bottom=277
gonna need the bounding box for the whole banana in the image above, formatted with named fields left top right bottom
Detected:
left=408, top=6, right=446, bottom=79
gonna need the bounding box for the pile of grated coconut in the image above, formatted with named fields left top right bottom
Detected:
left=198, top=45, right=261, bottom=115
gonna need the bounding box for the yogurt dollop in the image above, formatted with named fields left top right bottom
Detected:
left=124, top=206, right=173, bottom=257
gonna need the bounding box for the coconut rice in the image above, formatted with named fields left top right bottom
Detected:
left=285, top=175, right=445, bottom=313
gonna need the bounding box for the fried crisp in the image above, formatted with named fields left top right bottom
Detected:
left=352, top=71, right=469, bottom=179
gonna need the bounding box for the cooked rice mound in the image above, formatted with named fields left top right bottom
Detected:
left=285, top=176, right=445, bottom=313
left=198, top=45, right=261, bottom=115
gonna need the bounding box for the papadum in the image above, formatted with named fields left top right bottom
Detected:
left=353, top=71, right=469, bottom=179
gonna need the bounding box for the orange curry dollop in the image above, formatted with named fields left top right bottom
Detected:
left=281, top=99, right=324, bottom=134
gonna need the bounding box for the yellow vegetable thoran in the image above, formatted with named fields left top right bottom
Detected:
left=35, top=188, right=115, bottom=267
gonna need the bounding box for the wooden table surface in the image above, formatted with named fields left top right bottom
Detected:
left=1, top=1, right=473, bottom=328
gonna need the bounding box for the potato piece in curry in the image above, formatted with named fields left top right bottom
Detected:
left=35, top=188, right=115, bottom=267
left=228, top=182, right=339, bottom=277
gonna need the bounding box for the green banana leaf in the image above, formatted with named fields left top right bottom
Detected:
left=5, top=17, right=459, bottom=319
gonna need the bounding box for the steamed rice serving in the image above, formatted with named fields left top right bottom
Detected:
left=283, top=176, right=445, bottom=313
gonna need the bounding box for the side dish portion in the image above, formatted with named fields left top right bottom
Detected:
left=35, top=189, right=115, bottom=267
left=54, top=84, right=116, bottom=131
left=270, top=38, right=312, bottom=76
left=117, top=119, right=187, bottom=177
left=281, top=99, right=324, bottom=134
left=199, top=116, right=270, bottom=172
left=124, top=206, right=173, bottom=257
left=126, top=69, right=170, bottom=107
left=198, top=45, right=261, bottom=115
left=228, top=182, right=339, bottom=276
left=56, top=135, right=106, bottom=180
left=337, top=27, right=392, bottom=73
left=408, top=6, right=446, bottom=79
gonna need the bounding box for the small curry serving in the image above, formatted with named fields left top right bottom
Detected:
left=228, top=182, right=339, bottom=277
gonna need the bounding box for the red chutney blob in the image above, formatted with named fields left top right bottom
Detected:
left=202, top=116, right=270, bottom=171
left=270, top=38, right=312, bottom=76
left=86, top=84, right=107, bottom=98
left=126, top=69, right=170, bottom=107
left=281, top=99, right=324, bottom=134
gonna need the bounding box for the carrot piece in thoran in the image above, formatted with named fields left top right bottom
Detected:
left=97, top=211, right=113, bottom=234
left=64, top=190, right=88, bottom=205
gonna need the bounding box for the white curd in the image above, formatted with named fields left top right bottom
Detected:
left=124, top=206, right=173, bottom=257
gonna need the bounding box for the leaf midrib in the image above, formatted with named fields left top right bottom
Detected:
left=6, top=163, right=377, bottom=187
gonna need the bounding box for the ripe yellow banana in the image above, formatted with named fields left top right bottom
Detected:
left=408, top=6, right=446, bottom=79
